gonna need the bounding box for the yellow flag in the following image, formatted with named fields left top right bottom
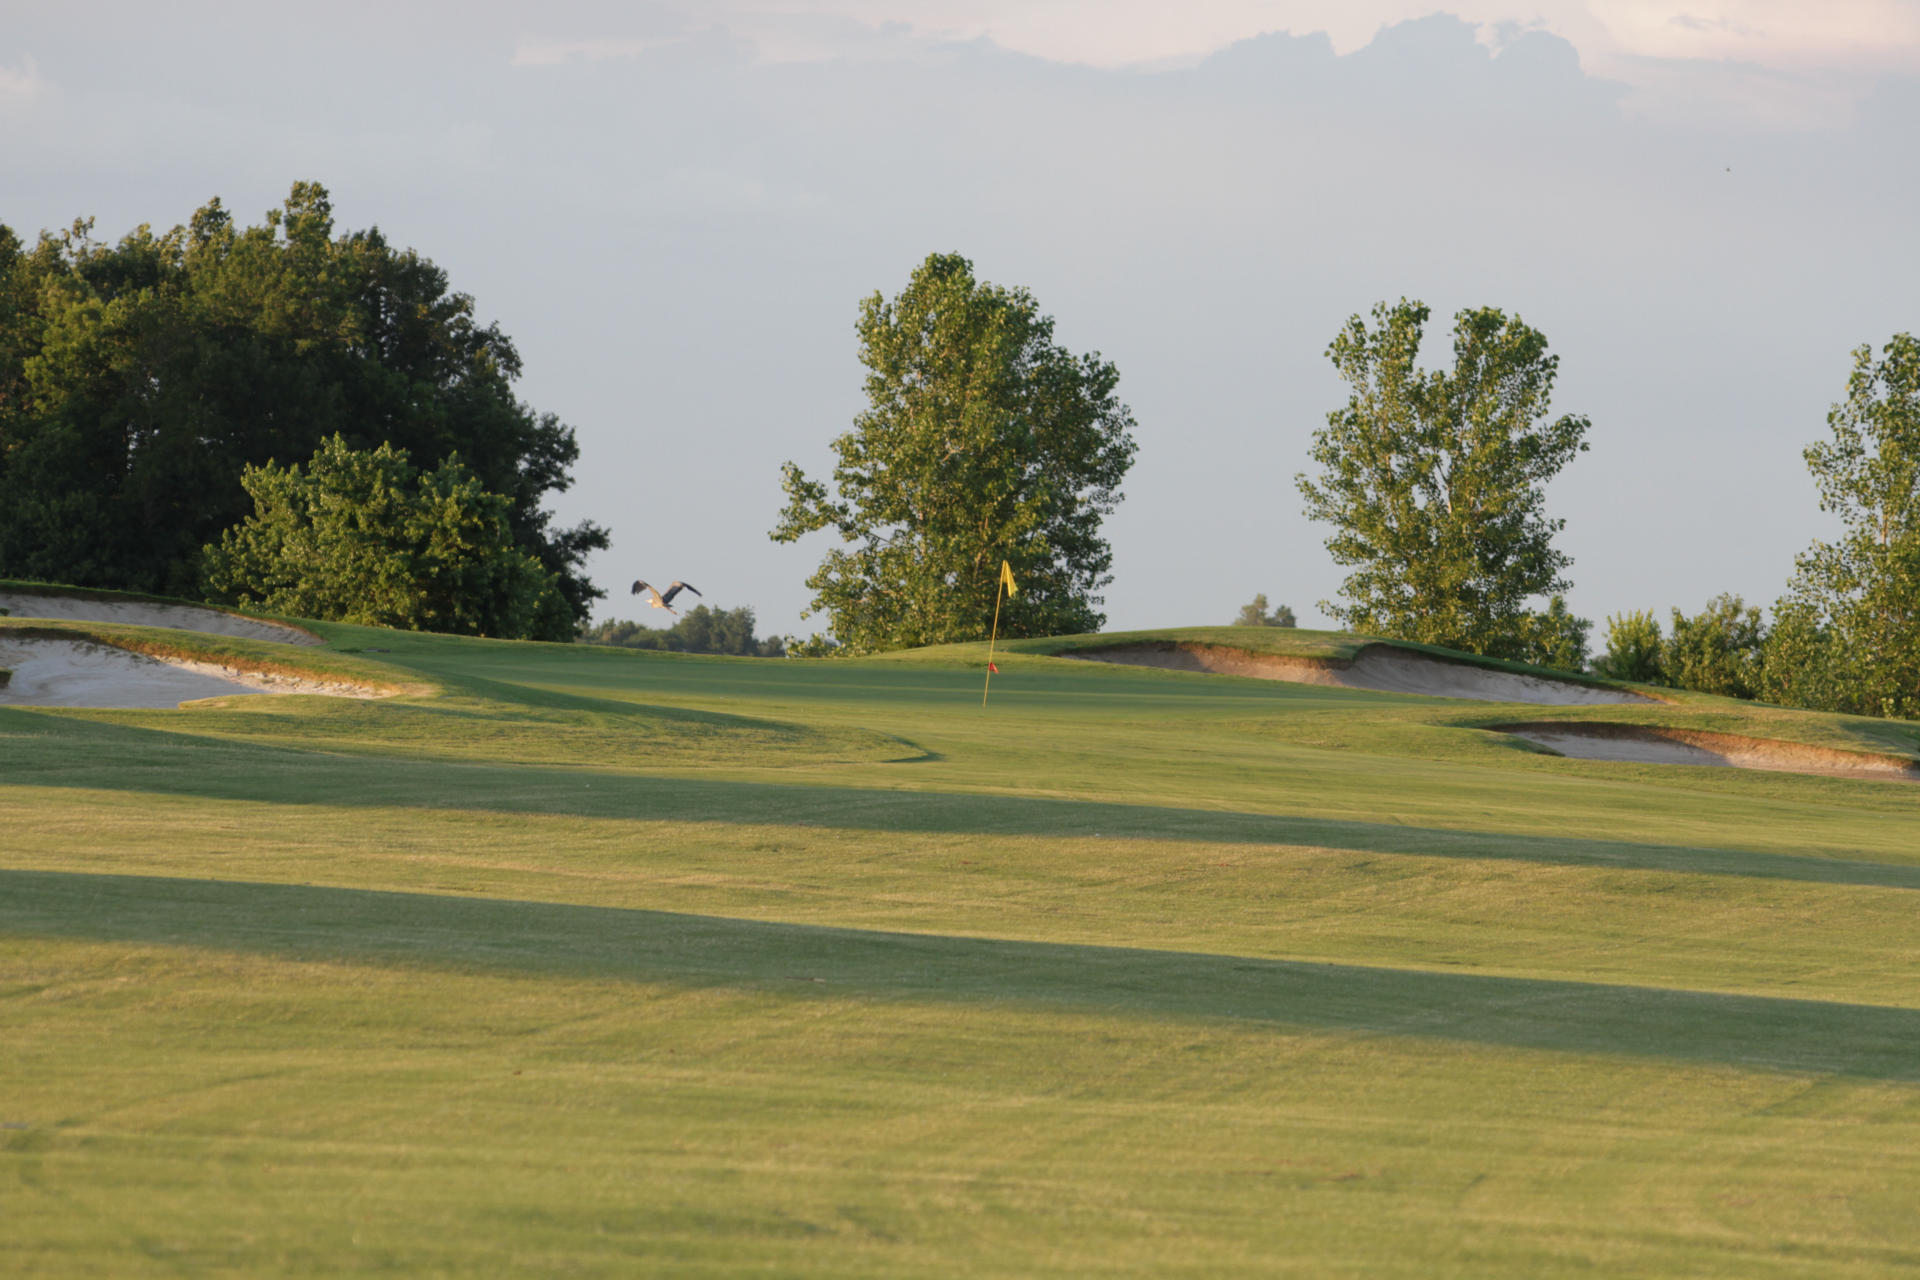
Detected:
left=999, top=560, right=1017, bottom=596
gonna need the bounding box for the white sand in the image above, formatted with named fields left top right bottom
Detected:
left=0, top=636, right=380, bottom=709
left=0, top=592, right=320, bottom=645
left=1071, top=642, right=1650, bottom=706
left=1503, top=723, right=1920, bottom=782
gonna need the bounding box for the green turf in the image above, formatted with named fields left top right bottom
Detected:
left=4, top=614, right=1920, bottom=1276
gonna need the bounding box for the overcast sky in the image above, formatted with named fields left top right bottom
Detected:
left=6, top=2, right=1919, bottom=636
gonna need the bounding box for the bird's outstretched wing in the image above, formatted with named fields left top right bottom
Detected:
left=630, top=580, right=650, bottom=596
left=631, top=580, right=668, bottom=608
left=661, top=582, right=702, bottom=605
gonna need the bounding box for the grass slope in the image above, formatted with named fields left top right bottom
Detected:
left=4, top=619, right=1920, bottom=1276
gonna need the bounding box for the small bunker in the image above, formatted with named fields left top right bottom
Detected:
left=0, top=635, right=383, bottom=709
left=1499, top=722, right=1920, bottom=782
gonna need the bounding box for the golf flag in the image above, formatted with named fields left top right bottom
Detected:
left=983, top=560, right=1016, bottom=706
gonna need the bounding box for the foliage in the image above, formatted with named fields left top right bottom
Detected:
left=781, top=632, right=842, bottom=658
left=1232, top=594, right=1297, bottom=628
left=201, top=435, right=570, bottom=639
left=1663, top=594, right=1765, bottom=700
left=1297, top=299, right=1591, bottom=662
left=1776, top=333, right=1920, bottom=719
left=580, top=605, right=785, bottom=657
left=1514, top=594, right=1591, bottom=672
left=0, top=184, right=607, bottom=622
left=771, top=252, right=1137, bottom=654
left=1590, top=609, right=1665, bottom=684
left=1757, top=598, right=1841, bottom=710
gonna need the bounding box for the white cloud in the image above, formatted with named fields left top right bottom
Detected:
left=702, top=1, right=1920, bottom=121
left=0, top=53, right=46, bottom=101
left=1589, top=0, right=1920, bottom=71
left=1019, top=2, right=1919, bottom=72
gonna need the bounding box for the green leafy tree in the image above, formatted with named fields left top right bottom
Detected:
left=1591, top=609, right=1665, bottom=684
left=579, top=605, right=784, bottom=657
left=1663, top=594, right=1765, bottom=699
left=202, top=435, right=569, bottom=639
left=1776, top=334, right=1920, bottom=719
left=1232, top=593, right=1297, bottom=627
left=0, top=184, right=606, bottom=622
left=1757, top=599, right=1840, bottom=710
left=771, top=253, right=1137, bottom=654
left=1517, top=594, right=1591, bottom=672
left=1296, top=299, right=1591, bottom=661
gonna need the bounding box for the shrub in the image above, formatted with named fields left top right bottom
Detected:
left=1663, top=594, right=1765, bottom=700
left=203, top=435, right=570, bottom=640
left=1591, top=609, right=1665, bottom=684
left=1757, top=598, right=1840, bottom=711
left=1512, top=595, right=1591, bottom=673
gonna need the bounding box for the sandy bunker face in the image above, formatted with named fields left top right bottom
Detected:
left=1503, top=723, right=1920, bottom=783
left=0, top=636, right=379, bottom=709
left=0, top=591, right=320, bottom=646
left=1071, top=642, right=1650, bottom=706
left=0, top=636, right=380, bottom=709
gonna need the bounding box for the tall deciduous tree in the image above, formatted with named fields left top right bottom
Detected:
left=0, top=184, right=606, bottom=634
left=1297, top=299, right=1591, bottom=662
left=771, top=253, right=1137, bottom=653
left=1778, top=333, right=1920, bottom=719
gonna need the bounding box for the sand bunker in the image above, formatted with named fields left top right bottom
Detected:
left=1071, top=642, right=1649, bottom=706
left=0, top=591, right=319, bottom=646
left=1501, top=722, right=1920, bottom=782
left=0, top=636, right=381, bottom=709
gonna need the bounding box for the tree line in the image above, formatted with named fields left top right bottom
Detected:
left=1286, top=303, right=1920, bottom=719
left=3, top=188, right=1911, bottom=718
left=0, top=183, right=606, bottom=640
left=1582, top=334, right=1920, bottom=719
left=774, top=262, right=1917, bottom=720
left=579, top=607, right=786, bottom=658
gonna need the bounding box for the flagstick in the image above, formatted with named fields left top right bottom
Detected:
left=982, top=578, right=1005, bottom=708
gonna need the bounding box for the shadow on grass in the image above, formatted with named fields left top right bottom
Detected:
left=6, top=707, right=1920, bottom=894
left=8, top=868, right=1919, bottom=1081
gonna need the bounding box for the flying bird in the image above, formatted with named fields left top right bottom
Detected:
left=631, top=579, right=702, bottom=615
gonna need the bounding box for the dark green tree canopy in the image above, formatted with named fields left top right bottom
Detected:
left=0, top=183, right=606, bottom=624
left=202, top=435, right=570, bottom=639
left=1297, top=299, right=1591, bottom=662
left=771, top=252, right=1137, bottom=654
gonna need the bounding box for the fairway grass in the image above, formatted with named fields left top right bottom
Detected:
left=4, top=620, right=1920, bottom=1275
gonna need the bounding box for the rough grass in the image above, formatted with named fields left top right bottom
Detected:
left=5, top=619, right=1920, bottom=1276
